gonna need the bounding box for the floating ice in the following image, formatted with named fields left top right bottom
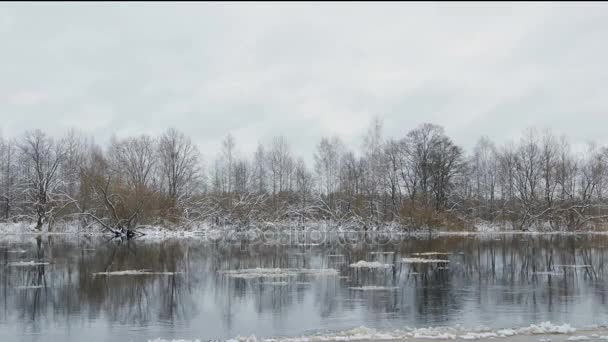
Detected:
left=265, top=281, right=289, bottom=286
left=567, top=336, right=589, bottom=341
left=349, top=286, right=399, bottom=291
left=93, top=270, right=179, bottom=276
left=516, top=322, right=576, bottom=334
left=412, top=252, right=450, bottom=256
left=458, top=332, right=498, bottom=340
left=219, top=268, right=339, bottom=279
left=7, top=261, right=49, bottom=267
left=349, top=260, right=392, bottom=268
left=532, top=272, right=564, bottom=276
left=401, top=258, right=450, bottom=264
left=152, top=321, right=582, bottom=342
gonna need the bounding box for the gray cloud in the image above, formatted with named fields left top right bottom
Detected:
left=1, top=3, right=607, bottom=162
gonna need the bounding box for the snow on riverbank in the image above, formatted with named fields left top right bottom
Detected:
left=4, top=221, right=608, bottom=240
left=148, top=321, right=586, bottom=342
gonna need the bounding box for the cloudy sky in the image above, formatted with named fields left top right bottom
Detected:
left=1, top=2, right=607, bottom=160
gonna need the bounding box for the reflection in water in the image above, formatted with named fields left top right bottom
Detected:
left=1, top=234, right=608, bottom=341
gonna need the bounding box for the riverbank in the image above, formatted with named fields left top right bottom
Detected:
left=2, top=221, right=608, bottom=239
left=146, top=323, right=608, bottom=342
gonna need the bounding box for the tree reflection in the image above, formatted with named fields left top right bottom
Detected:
left=1, top=234, right=608, bottom=340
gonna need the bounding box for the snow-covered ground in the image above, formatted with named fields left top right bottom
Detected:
left=3, top=221, right=608, bottom=239
left=146, top=322, right=608, bottom=342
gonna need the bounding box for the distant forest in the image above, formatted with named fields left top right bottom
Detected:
left=1, top=118, right=607, bottom=234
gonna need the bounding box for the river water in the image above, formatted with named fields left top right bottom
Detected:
left=1, top=233, right=607, bottom=341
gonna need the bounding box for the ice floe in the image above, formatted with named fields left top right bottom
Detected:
left=411, top=252, right=450, bottom=256
left=219, top=268, right=339, bottom=279
left=400, top=257, right=450, bottom=264
left=6, top=261, right=49, bottom=267
left=349, top=260, right=393, bottom=268
left=532, top=272, right=564, bottom=276
left=149, top=321, right=581, bottom=342
left=264, top=281, right=289, bottom=286
left=93, top=270, right=179, bottom=276
left=348, top=286, right=399, bottom=291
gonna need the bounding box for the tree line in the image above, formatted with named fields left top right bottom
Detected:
left=1, top=119, right=608, bottom=233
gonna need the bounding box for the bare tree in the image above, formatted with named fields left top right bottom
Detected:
left=0, top=135, right=17, bottom=221
left=110, top=134, right=157, bottom=190
left=314, top=136, right=343, bottom=206
left=158, top=128, right=201, bottom=202
left=18, top=130, right=66, bottom=230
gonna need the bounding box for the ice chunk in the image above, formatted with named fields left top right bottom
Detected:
left=349, top=260, right=392, bottom=268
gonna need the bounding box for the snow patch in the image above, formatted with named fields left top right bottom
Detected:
left=93, top=270, right=179, bottom=276
left=219, top=268, right=339, bottom=279
left=349, top=286, right=399, bottom=291
left=567, top=337, right=589, bottom=341
left=265, top=281, right=289, bottom=286
left=349, top=260, right=393, bottom=268
left=411, top=252, right=450, bottom=256
left=401, top=258, right=450, bottom=264
left=532, top=272, right=564, bottom=276
left=151, top=321, right=581, bottom=342
left=7, top=261, right=49, bottom=267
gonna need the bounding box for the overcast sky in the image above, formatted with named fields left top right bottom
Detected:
left=1, top=2, right=607, bottom=161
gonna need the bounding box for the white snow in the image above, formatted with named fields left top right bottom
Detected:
left=7, top=261, right=49, bottom=267
left=515, top=322, right=576, bottom=334
left=458, top=332, right=498, bottom=340
left=567, top=336, right=589, bottom=341
left=401, top=258, right=450, bottom=264
left=348, top=286, right=399, bottom=291
left=93, top=270, right=179, bottom=276
left=148, top=321, right=583, bottom=342
left=265, top=281, right=289, bottom=286
left=349, top=260, right=393, bottom=268
left=411, top=252, right=450, bottom=256
left=219, top=268, right=339, bottom=279
left=532, top=272, right=564, bottom=276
